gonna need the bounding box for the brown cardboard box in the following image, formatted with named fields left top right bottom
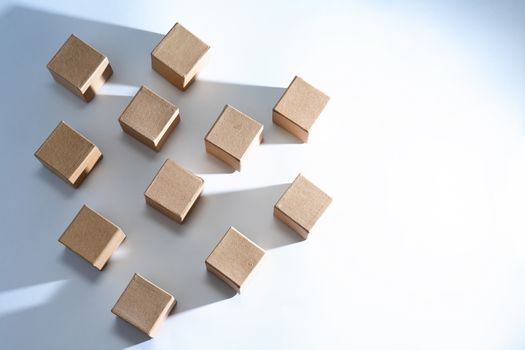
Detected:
left=112, top=273, right=176, bottom=337
left=204, top=105, right=263, bottom=171
left=273, top=76, right=330, bottom=142
left=151, top=23, right=210, bottom=91
left=274, top=174, right=332, bottom=239
left=58, top=205, right=125, bottom=270
left=205, top=227, right=265, bottom=293
left=144, top=159, right=204, bottom=223
left=119, top=86, right=180, bottom=151
left=35, top=121, right=102, bottom=187
left=47, top=34, right=112, bottom=102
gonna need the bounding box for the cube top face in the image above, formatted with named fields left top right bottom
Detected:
left=275, top=174, right=332, bottom=238
left=205, top=105, right=263, bottom=168
left=112, top=274, right=175, bottom=337
left=145, top=159, right=204, bottom=223
left=119, top=86, right=180, bottom=151
left=58, top=205, right=125, bottom=270
left=273, top=76, right=329, bottom=140
left=47, top=34, right=107, bottom=94
left=35, top=121, right=101, bottom=187
left=152, top=23, right=209, bottom=87
left=206, top=227, right=265, bottom=292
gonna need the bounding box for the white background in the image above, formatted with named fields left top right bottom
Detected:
left=1, top=1, right=525, bottom=349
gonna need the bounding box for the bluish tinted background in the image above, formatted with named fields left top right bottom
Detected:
left=0, top=1, right=524, bottom=349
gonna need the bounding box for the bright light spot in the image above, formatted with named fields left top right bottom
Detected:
left=111, top=246, right=129, bottom=260
left=98, top=83, right=139, bottom=97
left=0, top=280, right=68, bottom=317
left=199, top=144, right=305, bottom=195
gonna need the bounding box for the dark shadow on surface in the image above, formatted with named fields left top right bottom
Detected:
left=118, top=132, right=159, bottom=162
left=124, top=184, right=299, bottom=315
left=112, top=318, right=150, bottom=346
left=112, top=79, right=295, bottom=174
left=35, top=167, right=76, bottom=199
left=0, top=6, right=301, bottom=350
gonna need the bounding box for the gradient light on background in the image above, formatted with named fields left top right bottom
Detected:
left=1, top=1, right=525, bottom=349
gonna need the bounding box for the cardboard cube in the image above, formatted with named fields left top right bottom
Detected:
left=273, top=76, right=329, bottom=142
left=274, top=174, right=332, bottom=239
left=47, top=34, right=112, bottom=102
left=145, top=159, right=204, bottom=223
left=205, top=227, right=265, bottom=293
left=119, top=85, right=180, bottom=151
left=151, top=23, right=210, bottom=90
left=112, top=273, right=176, bottom=337
left=59, top=205, right=125, bottom=270
left=205, top=105, right=263, bottom=171
left=35, top=121, right=102, bottom=187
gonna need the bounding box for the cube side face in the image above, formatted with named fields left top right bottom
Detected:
left=204, top=139, right=240, bottom=171
left=70, top=146, right=103, bottom=188
left=112, top=274, right=175, bottom=337
left=151, top=23, right=209, bottom=90
left=273, top=77, right=329, bottom=140
left=58, top=206, right=122, bottom=269
left=205, top=106, right=263, bottom=171
left=151, top=54, right=185, bottom=90
left=144, top=160, right=204, bottom=223
left=182, top=49, right=209, bottom=89
left=47, top=35, right=108, bottom=100
left=93, top=228, right=126, bottom=270
left=240, top=126, right=264, bottom=171
left=145, top=194, right=182, bottom=223
left=205, top=227, right=265, bottom=293
left=119, top=86, right=180, bottom=151
left=274, top=206, right=309, bottom=239
left=205, top=260, right=240, bottom=292
left=153, top=114, right=180, bottom=151
left=121, top=114, right=180, bottom=152
left=82, top=59, right=113, bottom=102
left=120, top=121, right=157, bottom=150
left=148, top=297, right=176, bottom=337
left=272, top=110, right=309, bottom=142
left=35, top=121, right=99, bottom=187
left=274, top=175, right=332, bottom=237
left=48, top=69, right=83, bottom=98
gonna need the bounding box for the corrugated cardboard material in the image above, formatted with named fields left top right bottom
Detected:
left=35, top=121, right=102, bottom=187
left=274, top=174, right=332, bottom=239
left=112, top=273, right=176, bottom=337
left=151, top=23, right=209, bottom=91
left=273, top=76, right=329, bottom=142
left=144, top=159, right=204, bottom=223
left=47, top=34, right=112, bottom=102
left=205, top=227, right=265, bottom=293
left=119, top=85, right=180, bottom=151
left=58, top=205, right=125, bottom=270
left=204, top=105, right=263, bottom=171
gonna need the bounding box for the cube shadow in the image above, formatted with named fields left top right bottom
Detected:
left=0, top=5, right=303, bottom=350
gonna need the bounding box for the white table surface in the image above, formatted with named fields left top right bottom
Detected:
left=1, top=1, right=525, bottom=349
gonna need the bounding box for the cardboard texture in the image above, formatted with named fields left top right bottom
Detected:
left=112, top=273, right=176, bottom=337
left=205, top=227, right=265, bottom=293
left=119, top=85, right=180, bottom=151
left=274, top=174, right=332, bottom=239
left=58, top=205, right=125, bottom=270
left=144, top=159, right=204, bottom=223
left=47, top=34, right=112, bottom=102
left=151, top=23, right=210, bottom=90
left=204, top=105, right=263, bottom=171
left=35, top=121, right=102, bottom=187
left=273, top=76, right=330, bottom=142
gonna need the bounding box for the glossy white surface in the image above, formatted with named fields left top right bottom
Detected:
left=1, top=1, right=525, bottom=349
